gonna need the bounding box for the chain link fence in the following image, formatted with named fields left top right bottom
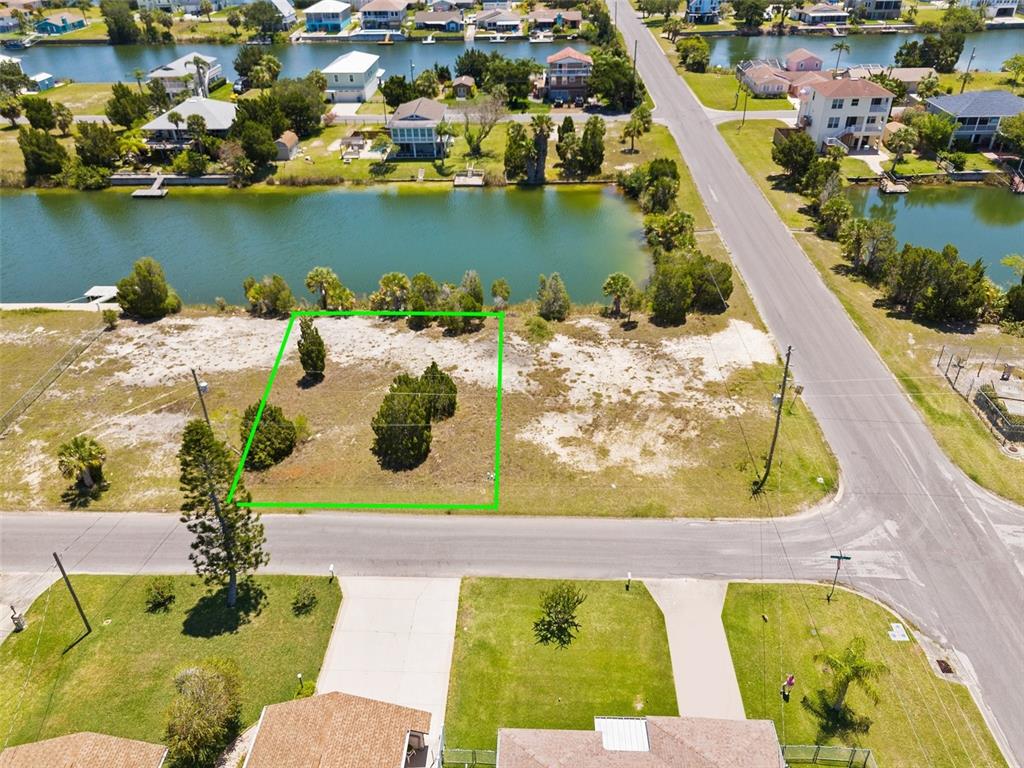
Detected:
left=936, top=345, right=1024, bottom=447
left=782, top=744, right=878, bottom=767
left=0, top=327, right=105, bottom=437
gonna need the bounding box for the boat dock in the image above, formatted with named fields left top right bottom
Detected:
left=132, top=176, right=168, bottom=198
left=880, top=174, right=910, bottom=194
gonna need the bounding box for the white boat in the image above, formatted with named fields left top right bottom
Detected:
left=423, top=33, right=436, bottom=44
left=529, top=31, right=553, bottom=43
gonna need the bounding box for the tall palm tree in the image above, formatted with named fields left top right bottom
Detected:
left=814, top=637, right=888, bottom=712
left=58, top=436, right=106, bottom=489
left=528, top=114, right=554, bottom=185
left=167, top=110, right=183, bottom=139
left=132, top=68, right=146, bottom=93
left=622, top=115, right=643, bottom=153
left=831, top=41, right=851, bottom=73
left=191, top=55, right=208, bottom=98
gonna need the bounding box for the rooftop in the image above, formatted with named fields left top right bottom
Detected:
left=269, top=0, right=296, bottom=16
left=807, top=78, right=894, bottom=99
left=547, top=47, right=593, bottom=65
left=323, top=49, right=380, bottom=74
left=147, top=51, right=218, bottom=80
left=926, top=89, right=1024, bottom=118
left=802, top=3, right=848, bottom=12
left=497, top=716, right=784, bottom=768
left=361, top=0, right=408, bottom=11
left=41, top=9, right=84, bottom=24
left=0, top=732, right=167, bottom=768
left=142, top=97, right=237, bottom=133
left=785, top=47, right=820, bottom=62
left=242, top=691, right=431, bottom=768
left=390, top=97, right=447, bottom=124
left=304, top=0, right=351, bottom=13
left=529, top=8, right=583, bottom=20
left=414, top=9, right=463, bottom=21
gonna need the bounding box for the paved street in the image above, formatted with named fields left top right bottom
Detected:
left=1, top=16, right=1023, bottom=767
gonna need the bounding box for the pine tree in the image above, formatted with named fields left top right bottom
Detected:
left=178, top=420, right=269, bottom=608
left=297, top=316, right=326, bottom=382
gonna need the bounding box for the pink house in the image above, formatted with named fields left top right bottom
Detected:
left=784, top=48, right=823, bottom=73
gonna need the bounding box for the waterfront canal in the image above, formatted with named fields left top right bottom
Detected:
left=0, top=185, right=647, bottom=304
left=12, top=40, right=592, bottom=84
left=847, top=184, right=1024, bottom=287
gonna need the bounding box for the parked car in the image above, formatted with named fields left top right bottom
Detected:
left=233, top=77, right=250, bottom=94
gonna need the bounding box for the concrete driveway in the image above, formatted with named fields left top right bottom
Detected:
left=316, top=577, right=460, bottom=739
left=0, top=572, right=58, bottom=645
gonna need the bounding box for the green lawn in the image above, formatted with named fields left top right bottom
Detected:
left=444, top=578, right=678, bottom=750
left=723, top=583, right=1008, bottom=768
left=937, top=70, right=1024, bottom=96
left=717, top=118, right=1024, bottom=506
left=682, top=72, right=794, bottom=112
left=841, top=155, right=876, bottom=179
left=0, top=574, right=341, bottom=747
left=41, top=82, right=114, bottom=116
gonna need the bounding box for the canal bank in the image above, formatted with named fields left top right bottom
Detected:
left=0, top=184, right=649, bottom=305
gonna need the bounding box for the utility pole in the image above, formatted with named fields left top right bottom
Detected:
left=959, top=47, right=976, bottom=94
left=631, top=39, right=638, bottom=109
left=826, top=551, right=852, bottom=603
left=191, top=368, right=211, bottom=428
left=53, top=552, right=91, bottom=636
left=754, top=345, right=792, bottom=493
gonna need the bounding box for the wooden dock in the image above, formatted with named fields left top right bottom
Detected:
left=132, top=176, right=168, bottom=198
left=879, top=175, right=909, bottom=195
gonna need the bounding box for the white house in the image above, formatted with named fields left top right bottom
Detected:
left=845, top=0, right=902, bottom=20
left=797, top=78, right=894, bottom=151
left=322, top=50, right=384, bottom=102
left=960, top=0, right=1017, bottom=16
left=304, top=0, right=351, bottom=31
left=388, top=97, right=451, bottom=158
left=147, top=52, right=221, bottom=97
left=142, top=97, right=237, bottom=148
left=359, top=0, right=408, bottom=29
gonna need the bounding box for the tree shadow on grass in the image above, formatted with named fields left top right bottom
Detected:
left=182, top=581, right=266, bottom=638
left=801, top=689, right=874, bottom=744
left=297, top=372, right=324, bottom=389
left=60, top=479, right=110, bottom=509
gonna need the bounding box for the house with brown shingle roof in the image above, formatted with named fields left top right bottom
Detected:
left=242, top=691, right=431, bottom=768
left=797, top=77, right=894, bottom=151
left=546, top=47, right=593, bottom=102
left=0, top=732, right=168, bottom=768
left=497, top=715, right=785, bottom=768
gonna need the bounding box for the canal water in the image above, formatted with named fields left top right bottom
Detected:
left=12, top=40, right=592, bottom=83
left=707, top=28, right=1023, bottom=70
left=846, top=185, right=1024, bottom=287
left=0, top=186, right=647, bottom=304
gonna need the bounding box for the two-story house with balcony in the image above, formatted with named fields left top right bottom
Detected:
left=545, top=47, right=593, bottom=102
left=322, top=50, right=384, bottom=102
left=147, top=52, right=222, bottom=97
left=846, top=0, right=902, bottom=20
left=388, top=97, right=451, bottom=158
left=925, top=90, right=1024, bottom=149
left=797, top=78, right=894, bottom=151
left=360, top=0, right=408, bottom=29
left=685, top=0, right=720, bottom=23
left=304, top=0, right=351, bottom=32
left=961, top=0, right=1017, bottom=16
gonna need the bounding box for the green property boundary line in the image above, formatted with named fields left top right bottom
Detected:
left=226, top=309, right=504, bottom=511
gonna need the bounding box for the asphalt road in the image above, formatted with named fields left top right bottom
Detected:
left=2, top=16, right=1023, bottom=766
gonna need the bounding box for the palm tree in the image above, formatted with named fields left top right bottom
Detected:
left=58, top=436, right=106, bottom=489
left=831, top=41, right=851, bottom=73
left=191, top=55, right=209, bottom=98
left=622, top=115, right=644, bottom=153
left=887, top=126, right=918, bottom=172
left=527, top=114, right=554, bottom=185
left=435, top=119, right=455, bottom=158
left=814, top=637, right=888, bottom=712
left=167, top=110, right=183, bottom=139
left=118, top=129, right=149, bottom=167
left=132, top=68, right=146, bottom=93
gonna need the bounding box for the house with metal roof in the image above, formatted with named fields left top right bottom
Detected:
left=241, top=691, right=432, bottom=768
left=304, top=0, right=352, bottom=31
left=497, top=716, right=785, bottom=768
left=0, top=731, right=167, bottom=768
left=147, top=52, right=222, bottom=97
left=388, top=98, right=451, bottom=158
left=142, top=97, right=237, bottom=149
left=360, top=0, right=409, bottom=29
left=925, top=89, right=1024, bottom=149
left=413, top=9, right=464, bottom=30
left=790, top=3, right=849, bottom=23
left=35, top=9, right=85, bottom=35
left=322, top=50, right=385, bottom=102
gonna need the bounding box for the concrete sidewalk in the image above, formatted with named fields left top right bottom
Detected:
left=0, top=572, right=59, bottom=645
left=317, top=577, right=460, bottom=739
left=646, top=579, right=746, bottom=720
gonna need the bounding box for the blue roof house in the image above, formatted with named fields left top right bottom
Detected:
left=35, top=10, right=86, bottom=34
left=925, top=89, right=1024, bottom=149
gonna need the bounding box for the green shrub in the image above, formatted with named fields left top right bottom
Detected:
left=102, top=308, right=119, bottom=330
left=144, top=576, right=176, bottom=612
left=240, top=402, right=297, bottom=470
left=291, top=584, right=319, bottom=616
left=524, top=315, right=553, bottom=343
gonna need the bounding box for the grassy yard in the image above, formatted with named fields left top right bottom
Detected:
left=444, top=578, right=678, bottom=750
left=717, top=118, right=1024, bottom=505
left=41, top=82, right=114, bottom=116
left=51, top=18, right=109, bottom=41
left=682, top=72, right=794, bottom=112
left=723, top=583, right=1008, bottom=768
left=0, top=126, right=76, bottom=187
left=937, top=69, right=1024, bottom=96
left=0, top=574, right=341, bottom=747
